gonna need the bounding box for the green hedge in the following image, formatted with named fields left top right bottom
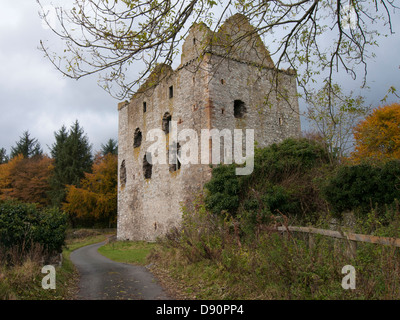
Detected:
left=0, top=200, right=68, bottom=254
left=323, top=160, right=400, bottom=216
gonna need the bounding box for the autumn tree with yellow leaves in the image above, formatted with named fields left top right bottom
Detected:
left=350, top=103, right=400, bottom=163
left=63, top=153, right=118, bottom=227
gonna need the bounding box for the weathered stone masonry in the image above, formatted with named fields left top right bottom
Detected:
left=117, top=14, right=301, bottom=241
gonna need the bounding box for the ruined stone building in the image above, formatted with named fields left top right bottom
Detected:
left=117, top=14, right=301, bottom=241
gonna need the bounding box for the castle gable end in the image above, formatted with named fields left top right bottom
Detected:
left=180, top=14, right=274, bottom=69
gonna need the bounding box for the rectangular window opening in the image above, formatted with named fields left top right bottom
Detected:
left=169, top=86, right=174, bottom=99
left=234, top=100, right=246, bottom=118
left=143, top=102, right=147, bottom=113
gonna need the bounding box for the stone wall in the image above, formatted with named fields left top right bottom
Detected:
left=208, top=55, right=300, bottom=149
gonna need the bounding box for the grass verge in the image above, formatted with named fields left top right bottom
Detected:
left=0, top=228, right=114, bottom=300
left=148, top=232, right=400, bottom=300
left=98, top=241, right=156, bottom=265
left=144, top=200, right=400, bottom=300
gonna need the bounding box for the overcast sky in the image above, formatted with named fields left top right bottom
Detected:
left=0, top=2, right=399, bottom=157
left=0, top=1, right=117, bottom=156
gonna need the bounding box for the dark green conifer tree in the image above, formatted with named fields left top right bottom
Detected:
left=0, top=148, right=8, bottom=164
left=100, top=138, right=118, bottom=156
left=48, top=121, right=93, bottom=208
left=10, top=131, right=43, bottom=159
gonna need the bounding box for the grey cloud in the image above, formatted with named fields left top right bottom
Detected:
left=0, top=2, right=118, bottom=156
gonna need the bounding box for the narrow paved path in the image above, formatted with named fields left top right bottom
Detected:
left=70, top=242, right=170, bottom=300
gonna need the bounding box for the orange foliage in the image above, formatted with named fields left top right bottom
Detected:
left=0, top=154, right=24, bottom=197
left=0, top=154, right=54, bottom=206
left=63, top=153, right=117, bottom=226
left=350, top=103, right=400, bottom=163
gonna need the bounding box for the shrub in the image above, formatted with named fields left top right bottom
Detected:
left=0, top=201, right=37, bottom=251
left=204, top=138, right=330, bottom=224
left=381, top=160, right=400, bottom=205
left=33, top=207, right=68, bottom=254
left=204, top=165, right=241, bottom=215
left=323, top=160, right=400, bottom=217
left=0, top=200, right=67, bottom=260
left=240, top=183, right=297, bottom=226
left=250, top=138, right=329, bottom=182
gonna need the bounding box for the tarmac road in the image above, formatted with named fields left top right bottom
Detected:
left=70, top=242, right=170, bottom=300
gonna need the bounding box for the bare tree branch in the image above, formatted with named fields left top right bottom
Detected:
left=37, top=0, right=399, bottom=103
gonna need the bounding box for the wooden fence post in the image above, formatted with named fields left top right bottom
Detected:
left=308, top=233, right=315, bottom=251
left=345, top=240, right=357, bottom=260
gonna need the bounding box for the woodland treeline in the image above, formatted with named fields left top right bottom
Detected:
left=0, top=120, right=118, bottom=228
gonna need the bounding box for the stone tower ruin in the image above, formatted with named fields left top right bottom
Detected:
left=117, top=14, right=301, bottom=241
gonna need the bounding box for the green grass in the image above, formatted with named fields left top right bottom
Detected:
left=64, top=233, right=113, bottom=256
left=98, top=241, right=156, bottom=265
